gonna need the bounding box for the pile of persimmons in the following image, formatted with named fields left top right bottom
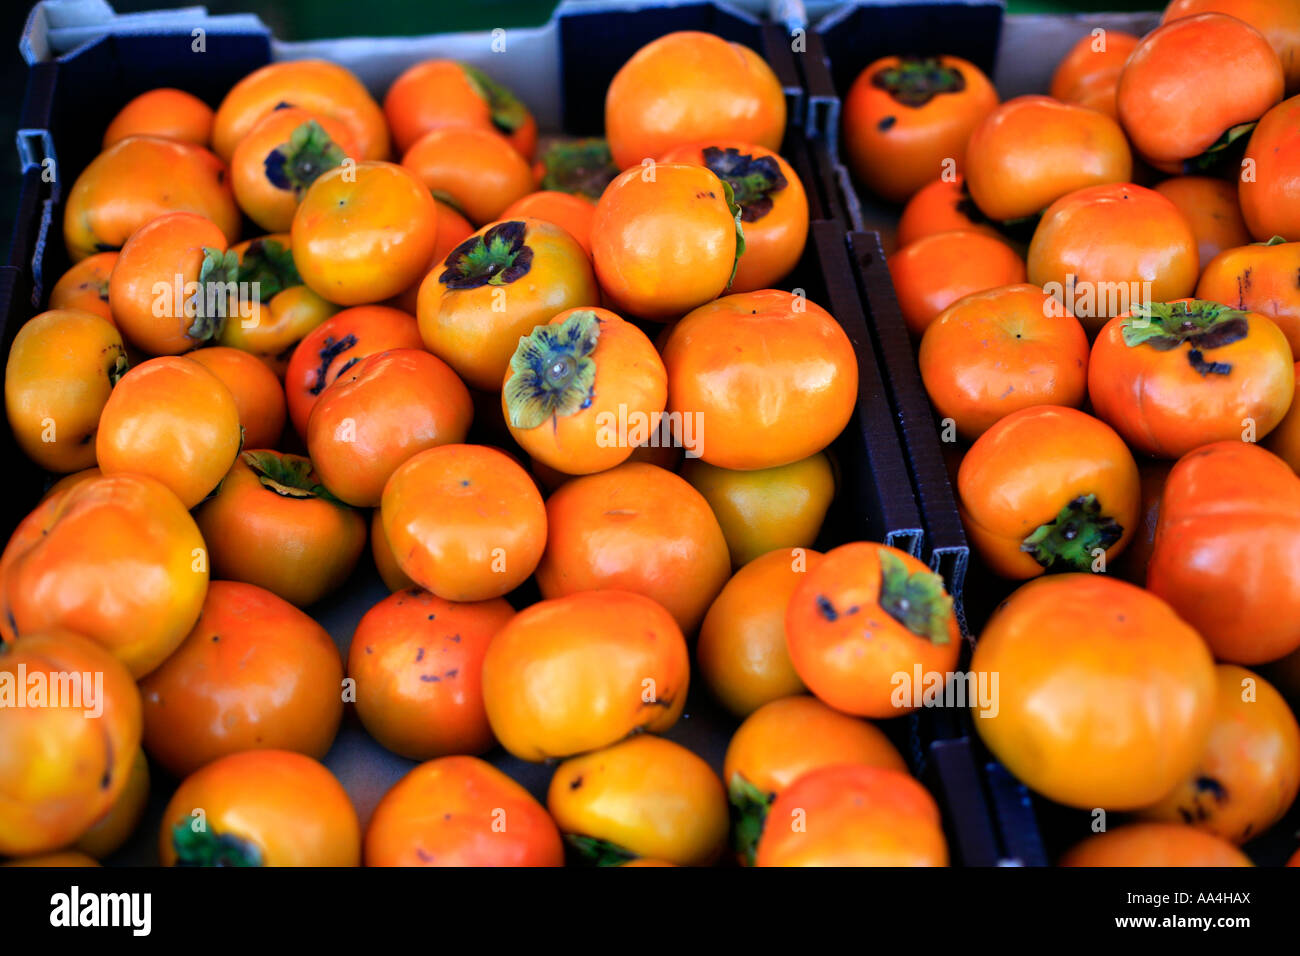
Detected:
left=844, top=0, right=1300, bottom=866
left=1, top=29, right=959, bottom=869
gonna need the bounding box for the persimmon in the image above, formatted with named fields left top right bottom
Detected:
left=896, top=175, right=1002, bottom=248
left=502, top=308, right=666, bottom=476
left=401, top=127, right=534, bottom=226
left=1028, top=183, right=1200, bottom=334
left=1141, top=664, right=1300, bottom=843
left=697, top=550, right=820, bottom=717
left=370, top=509, right=415, bottom=592
left=965, top=96, right=1131, bottom=221
left=96, top=356, right=242, bottom=509
left=187, top=346, right=287, bottom=450
left=216, top=234, right=338, bottom=376
left=548, top=735, right=728, bottom=866
left=0, top=630, right=142, bottom=857
left=957, top=405, right=1140, bottom=578
left=103, top=87, right=213, bottom=148
left=139, top=580, right=344, bottom=778
left=4, top=309, right=127, bottom=473
left=785, top=541, right=960, bottom=718
left=389, top=199, right=475, bottom=316
left=384, top=60, right=536, bottom=159
left=1197, top=238, right=1300, bottom=355
left=971, top=573, right=1216, bottom=809
left=1153, top=176, right=1252, bottom=270
left=481, top=589, right=688, bottom=761
left=1117, top=13, right=1283, bottom=170
left=1112, top=458, right=1175, bottom=586
left=381, top=444, right=547, bottom=602
left=48, top=252, right=117, bottom=323
left=1061, top=823, right=1251, bottom=866
left=682, top=454, right=834, bottom=567
left=231, top=107, right=356, bottom=233
left=843, top=55, right=998, bottom=204
left=418, top=218, right=598, bottom=390
left=159, top=750, right=360, bottom=866
left=661, top=290, right=857, bottom=470
left=0, top=473, right=207, bottom=677
left=918, top=283, right=1090, bottom=440
left=659, top=141, right=808, bottom=291
left=1238, top=95, right=1300, bottom=242
left=365, top=757, right=562, bottom=866
left=211, top=58, right=388, bottom=162
left=755, top=765, right=947, bottom=867
left=1147, top=440, right=1300, bottom=664
left=1050, top=29, right=1140, bottom=117
left=1088, top=300, right=1294, bottom=458
left=1164, top=0, right=1300, bottom=94
left=63, top=136, right=239, bottom=262
left=605, top=31, right=785, bottom=170
left=500, top=191, right=595, bottom=257
left=284, top=304, right=423, bottom=440
left=348, top=588, right=514, bottom=760
left=890, top=230, right=1027, bottom=336
left=308, top=348, right=473, bottom=507
left=535, top=461, right=730, bottom=634
left=73, top=748, right=150, bottom=860
left=591, top=163, right=740, bottom=321
left=291, top=161, right=439, bottom=306
left=725, top=695, right=906, bottom=865
left=193, top=451, right=367, bottom=607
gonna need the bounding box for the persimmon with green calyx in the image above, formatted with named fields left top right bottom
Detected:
left=383, top=60, right=537, bottom=159
left=194, top=450, right=367, bottom=607
left=785, top=542, right=961, bottom=718
left=503, top=307, right=666, bottom=476
left=533, top=138, right=619, bottom=201
left=231, top=109, right=355, bottom=233
left=419, top=218, right=598, bottom=390
left=957, top=405, right=1140, bottom=579
left=1088, top=299, right=1294, bottom=459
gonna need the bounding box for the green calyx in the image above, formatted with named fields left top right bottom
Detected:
left=171, top=821, right=263, bottom=867
left=1020, top=494, right=1122, bottom=572
left=1182, top=121, right=1256, bottom=175
left=871, top=56, right=967, bottom=108
left=242, top=450, right=346, bottom=506
left=878, top=549, right=952, bottom=645
left=1122, top=299, right=1249, bottom=377
left=186, top=246, right=239, bottom=343
left=440, top=220, right=534, bottom=290
left=460, top=63, right=529, bottom=136
left=536, top=138, right=618, bottom=201
left=264, top=120, right=346, bottom=195
left=106, top=345, right=128, bottom=387
left=722, top=179, right=746, bottom=289
left=565, top=834, right=638, bottom=867
left=1261, top=235, right=1289, bottom=247
left=729, top=773, right=774, bottom=867
left=701, top=146, right=788, bottom=224
left=505, top=310, right=600, bottom=430
left=236, top=237, right=301, bottom=299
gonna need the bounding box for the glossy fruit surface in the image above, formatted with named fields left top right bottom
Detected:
left=0, top=473, right=207, bottom=677
left=103, top=88, right=214, bottom=148
left=604, top=31, right=785, bottom=169
left=383, top=59, right=537, bottom=159
left=365, top=756, right=562, bottom=866
left=74, top=748, right=150, bottom=860
left=1164, top=0, right=1300, bottom=94
left=4, top=309, right=127, bottom=472
left=1060, top=823, right=1251, bottom=866
left=548, top=735, right=728, bottom=866
left=971, top=573, right=1216, bottom=809
left=158, top=750, right=360, bottom=866
left=1238, top=95, right=1300, bottom=241
left=1197, top=238, right=1300, bottom=355
left=536, top=462, right=730, bottom=634
left=481, top=589, right=688, bottom=762
left=918, top=283, right=1090, bottom=440
left=48, top=252, right=117, bottom=323
left=1147, top=440, right=1300, bottom=664
left=187, top=346, right=287, bottom=450
left=402, top=127, right=535, bottom=226
left=890, top=230, right=1027, bottom=336
left=1153, top=175, right=1252, bottom=270
left=957, top=405, right=1140, bottom=579
left=1050, top=30, right=1141, bottom=115
left=139, top=581, right=344, bottom=778
left=896, top=175, right=1002, bottom=248
left=661, top=290, right=857, bottom=470
left=0, top=631, right=142, bottom=857
left=843, top=55, right=999, bottom=203
left=348, top=588, right=514, bottom=760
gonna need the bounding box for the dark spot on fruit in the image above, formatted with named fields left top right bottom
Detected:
left=878, top=116, right=896, bottom=132
left=816, top=595, right=838, bottom=621
left=569, top=776, right=583, bottom=790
